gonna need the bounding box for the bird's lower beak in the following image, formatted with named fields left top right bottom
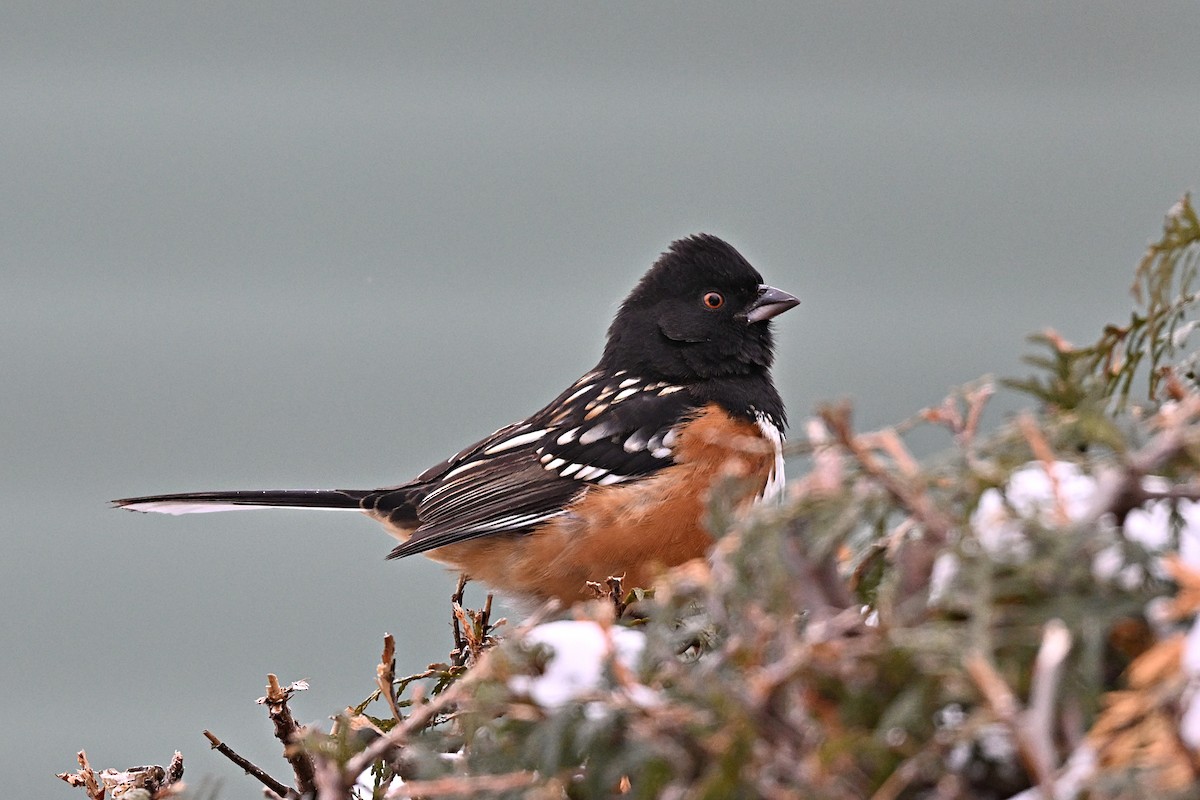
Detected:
left=745, top=285, right=800, bottom=324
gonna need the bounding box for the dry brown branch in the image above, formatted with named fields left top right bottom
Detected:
left=449, top=581, right=500, bottom=668
left=1002, top=745, right=1099, bottom=800
left=57, top=750, right=104, bottom=800
left=450, top=573, right=470, bottom=663
left=863, top=428, right=921, bottom=478
left=779, top=517, right=854, bottom=616
left=58, top=750, right=186, bottom=799
left=166, top=751, right=184, bottom=787
left=962, top=383, right=994, bottom=446
left=870, top=746, right=939, bottom=800
left=259, top=674, right=316, bottom=796
left=821, top=402, right=956, bottom=618
left=1017, top=412, right=1057, bottom=469
left=383, top=769, right=543, bottom=798
left=797, top=417, right=845, bottom=497
left=1086, top=393, right=1200, bottom=522
left=920, top=396, right=963, bottom=435
left=965, top=653, right=1056, bottom=799
left=1026, top=620, right=1073, bottom=782
left=450, top=603, right=477, bottom=665
left=203, top=729, right=297, bottom=799
left=1162, top=366, right=1190, bottom=401
left=586, top=574, right=632, bottom=617
left=310, top=678, right=474, bottom=799
left=311, top=754, right=351, bottom=800
left=919, top=383, right=994, bottom=474
left=820, top=402, right=955, bottom=542
left=377, top=634, right=403, bottom=723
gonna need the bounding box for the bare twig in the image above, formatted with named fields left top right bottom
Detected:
left=821, top=403, right=957, bottom=619
left=586, top=574, right=631, bottom=617
left=450, top=573, right=470, bottom=665
left=260, top=674, right=316, bottom=796
left=203, top=729, right=297, bottom=799
left=57, top=750, right=104, bottom=800
left=1136, top=394, right=1200, bottom=467
left=798, top=417, right=845, bottom=496
left=1025, top=620, right=1072, bottom=782
left=821, top=403, right=955, bottom=543
left=311, top=754, right=352, bottom=800
left=59, top=749, right=186, bottom=799
left=863, top=428, right=920, bottom=478
left=965, top=654, right=1056, bottom=799
left=920, top=395, right=964, bottom=436
left=870, top=749, right=934, bottom=800
left=166, top=751, right=184, bottom=786
left=377, top=634, right=404, bottom=723
left=310, top=679, right=474, bottom=798
left=450, top=579, right=500, bottom=668
left=780, top=518, right=854, bottom=615
left=1087, top=393, right=1200, bottom=521
left=1003, top=745, right=1098, bottom=800
left=961, top=383, right=994, bottom=447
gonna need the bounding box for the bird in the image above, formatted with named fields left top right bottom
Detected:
left=113, top=234, right=800, bottom=604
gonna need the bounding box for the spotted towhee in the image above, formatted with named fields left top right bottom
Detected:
left=114, top=235, right=799, bottom=604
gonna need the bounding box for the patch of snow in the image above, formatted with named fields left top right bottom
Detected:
left=508, top=620, right=653, bottom=709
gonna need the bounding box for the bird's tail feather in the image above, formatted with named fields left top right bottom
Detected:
left=112, top=489, right=370, bottom=515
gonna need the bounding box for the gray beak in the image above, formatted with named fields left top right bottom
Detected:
left=745, top=284, right=800, bottom=324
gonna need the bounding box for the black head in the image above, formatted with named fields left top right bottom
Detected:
left=600, top=234, right=799, bottom=381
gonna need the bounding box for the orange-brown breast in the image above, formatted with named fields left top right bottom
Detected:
left=379, top=404, right=778, bottom=604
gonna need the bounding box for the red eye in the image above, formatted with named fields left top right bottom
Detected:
left=703, top=292, right=724, bottom=310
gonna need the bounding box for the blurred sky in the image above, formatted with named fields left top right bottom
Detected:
left=4, top=3, right=1200, bottom=796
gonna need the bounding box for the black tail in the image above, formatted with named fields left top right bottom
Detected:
left=112, top=489, right=371, bottom=515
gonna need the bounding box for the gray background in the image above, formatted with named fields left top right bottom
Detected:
left=4, top=3, right=1198, bottom=795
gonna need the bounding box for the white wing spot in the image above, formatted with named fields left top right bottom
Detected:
left=623, top=432, right=648, bottom=453
left=613, top=387, right=639, bottom=402
left=618, top=377, right=640, bottom=389
left=467, top=510, right=565, bottom=533
left=556, top=427, right=580, bottom=445
left=589, top=385, right=617, bottom=406
left=560, top=463, right=583, bottom=477
left=443, top=459, right=486, bottom=481
left=483, top=428, right=547, bottom=455
left=658, top=385, right=684, bottom=396
left=565, top=384, right=593, bottom=404
left=579, top=420, right=620, bottom=445
left=544, top=457, right=566, bottom=471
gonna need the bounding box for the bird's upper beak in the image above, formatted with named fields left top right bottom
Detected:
left=745, top=284, right=800, bottom=324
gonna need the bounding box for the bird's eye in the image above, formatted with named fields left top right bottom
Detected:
left=702, top=292, right=724, bottom=310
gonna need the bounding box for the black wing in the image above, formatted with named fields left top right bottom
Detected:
left=384, top=370, right=699, bottom=558
left=534, top=376, right=694, bottom=484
